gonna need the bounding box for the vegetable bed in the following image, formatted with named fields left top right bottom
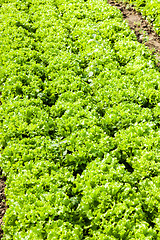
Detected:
left=0, top=0, right=160, bottom=239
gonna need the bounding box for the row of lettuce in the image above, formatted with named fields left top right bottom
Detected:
left=0, top=0, right=160, bottom=239
left=121, top=0, right=160, bottom=34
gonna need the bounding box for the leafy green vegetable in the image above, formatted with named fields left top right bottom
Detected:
left=0, top=0, right=160, bottom=239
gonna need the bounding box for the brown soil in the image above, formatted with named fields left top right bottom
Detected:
left=108, top=0, right=160, bottom=63
left=0, top=172, right=7, bottom=240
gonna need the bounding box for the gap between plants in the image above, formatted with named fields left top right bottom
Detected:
left=108, top=0, right=160, bottom=67
left=0, top=170, right=7, bottom=240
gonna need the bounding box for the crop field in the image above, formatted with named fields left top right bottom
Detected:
left=0, top=0, right=160, bottom=239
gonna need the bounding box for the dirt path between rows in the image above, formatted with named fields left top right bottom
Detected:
left=108, top=0, right=160, bottom=64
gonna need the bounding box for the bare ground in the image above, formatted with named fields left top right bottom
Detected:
left=108, top=0, right=160, bottom=64
left=0, top=172, right=7, bottom=240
